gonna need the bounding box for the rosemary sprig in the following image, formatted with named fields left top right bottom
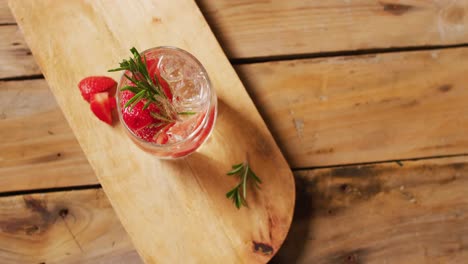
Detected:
left=226, top=161, right=262, bottom=209
left=108, top=47, right=177, bottom=122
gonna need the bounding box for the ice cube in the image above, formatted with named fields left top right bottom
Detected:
left=165, top=115, right=199, bottom=143
left=158, top=55, right=184, bottom=82
left=171, top=75, right=208, bottom=113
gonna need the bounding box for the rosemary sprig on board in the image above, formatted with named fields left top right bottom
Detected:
left=226, top=161, right=262, bottom=209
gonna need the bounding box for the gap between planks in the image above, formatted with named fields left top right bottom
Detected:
left=229, top=43, right=468, bottom=65
left=2, top=43, right=468, bottom=82
left=294, top=153, right=468, bottom=171
left=1, top=153, right=467, bottom=198
left=0, top=74, right=43, bottom=81
left=0, top=184, right=102, bottom=198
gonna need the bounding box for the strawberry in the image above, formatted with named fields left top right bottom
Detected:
left=90, top=92, right=113, bottom=125
left=155, top=71, right=173, bottom=102
left=134, top=125, right=161, bottom=142
left=145, top=57, right=159, bottom=73
left=154, top=123, right=175, bottom=144
left=155, top=133, right=169, bottom=144
left=119, top=90, right=134, bottom=108
left=109, top=96, right=117, bottom=110
left=143, top=57, right=173, bottom=101
left=78, top=76, right=117, bottom=102
left=122, top=98, right=162, bottom=132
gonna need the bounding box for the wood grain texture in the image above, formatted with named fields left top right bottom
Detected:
left=0, top=25, right=40, bottom=79
left=2, top=156, right=468, bottom=263
left=0, top=0, right=14, bottom=24
left=238, top=47, right=468, bottom=168
left=199, top=0, right=468, bottom=58
left=0, top=79, right=97, bottom=193
left=4, top=1, right=468, bottom=62
left=0, top=24, right=41, bottom=79
left=3, top=47, right=468, bottom=192
left=272, top=155, right=468, bottom=263
left=9, top=0, right=295, bottom=263
left=0, top=189, right=141, bottom=264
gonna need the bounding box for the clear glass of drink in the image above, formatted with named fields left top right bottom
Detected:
left=116, top=46, right=217, bottom=158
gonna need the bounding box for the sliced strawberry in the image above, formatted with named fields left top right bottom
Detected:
left=156, top=73, right=173, bottom=102
left=122, top=102, right=153, bottom=131
left=79, top=76, right=117, bottom=102
left=145, top=56, right=159, bottom=73
left=153, top=123, right=175, bottom=144
left=122, top=100, right=162, bottom=132
left=199, top=106, right=216, bottom=139
left=142, top=57, right=173, bottom=101
left=90, top=92, right=113, bottom=125
left=134, top=125, right=161, bottom=142
left=109, top=96, right=117, bottom=110
left=155, top=133, right=169, bottom=144
left=119, top=90, right=135, bottom=108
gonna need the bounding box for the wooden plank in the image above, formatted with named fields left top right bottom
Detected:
left=4, top=1, right=468, bottom=63
left=238, top=47, right=468, bottom=167
left=0, top=189, right=141, bottom=264
left=0, top=0, right=14, bottom=24
left=2, top=156, right=468, bottom=263
left=9, top=0, right=295, bottom=263
left=272, top=155, right=468, bottom=263
left=0, top=25, right=41, bottom=79
left=0, top=80, right=97, bottom=193
left=0, top=25, right=38, bottom=78
left=2, top=47, right=468, bottom=192
left=199, top=0, right=468, bottom=58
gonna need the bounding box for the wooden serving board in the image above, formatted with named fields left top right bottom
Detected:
left=9, top=0, right=295, bottom=263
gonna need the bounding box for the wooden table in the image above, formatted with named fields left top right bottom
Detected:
left=1, top=0, right=468, bottom=263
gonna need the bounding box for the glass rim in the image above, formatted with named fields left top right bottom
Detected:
left=116, top=46, right=215, bottom=149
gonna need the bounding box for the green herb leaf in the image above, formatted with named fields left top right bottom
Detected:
left=232, top=163, right=243, bottom=169
left=124, top=89, right=145, bottom=109
left=177, top=111, right=197, bottom=115
left=235, top=189, right=242, bottom=209
left=142, top=100, right=152, bottom=110
left=227, top=165, right=243, bottom=175
left=249, top=170, right=262, bottom=184
left=109, top=47, right=186, bottom=124
left=226, top=188, right=236, bottom=199
left=120, top=85, right=141, bottom=94
left=225, top=161, right=262, bottom=209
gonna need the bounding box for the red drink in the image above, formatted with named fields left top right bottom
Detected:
left=115, top=47, right=217, bottom=158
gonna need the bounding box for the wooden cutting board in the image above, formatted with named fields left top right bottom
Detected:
left=8, top=0, right=295, bottom=263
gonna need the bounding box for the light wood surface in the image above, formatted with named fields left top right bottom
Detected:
left=239, top=47, right=468, bottom=167
left=199, top=0, right=468, bottom=58
left=0, top=189, right=141, bottom=264
left=4, top=0, right=468, bottom=60
left=9, top=0, right=295, bottom=263
left=0, top=25, right=40, bottom=78
left=0, top=0, right=13, bottom=24
left=3, top=47, right=468, bottom=192
left=0, top=80, right=97, bottom=193
left=3, top=0, right=468, bottom=263
left=2, top=156, right=467, bottom=263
